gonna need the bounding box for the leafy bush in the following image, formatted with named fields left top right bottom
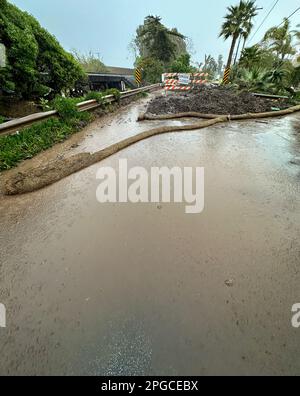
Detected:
left=292, top=91, right=300, bottom=102
left=169, top=54, right=195, bottom=73
left=84, top=91, right=104, bottom=103
left=136, top=57, right=164, bottom=84
left=105, top=88, right=121, bottom=101
left=233, top=64, right=295, bottom=95
left=39, top=98, right=51, bottom=111
left=0, top=0, right=84, bottom=99
left=52, top=97, right=79, bottom=120
left=232, top=67, right=271, bottom=92
left=84, top=89, right=121, bottom=103
left=0, top=115, right=5, bottom=124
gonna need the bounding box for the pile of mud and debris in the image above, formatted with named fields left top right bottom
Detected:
left=147, top=86, right=291, bottom=115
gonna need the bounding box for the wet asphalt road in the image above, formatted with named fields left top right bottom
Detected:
left=0, top=93, right=300, bottom=375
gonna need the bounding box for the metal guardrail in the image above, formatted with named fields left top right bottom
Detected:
left=252, top=92, right=289, bottom=100
left=0, top=84, right=161, bottom=136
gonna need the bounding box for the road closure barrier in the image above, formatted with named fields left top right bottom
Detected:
left=162, top=72, right=209, bottom=91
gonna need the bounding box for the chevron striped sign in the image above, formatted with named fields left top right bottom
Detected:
left=223, top=67, right=231, bottom=84
left=135, top=68, right=142, bottom=85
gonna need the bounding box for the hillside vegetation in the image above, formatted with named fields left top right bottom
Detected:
left=0, top=0, right=84, bottom=99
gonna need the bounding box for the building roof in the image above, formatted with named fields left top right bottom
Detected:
left=106, top=66, right=134, bottom=76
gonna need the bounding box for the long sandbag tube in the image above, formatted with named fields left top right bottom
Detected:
left=3, top=117, right=226, bottom=195
left=3, top=103, right=300, bottom=196
left=138, top=104, right=300, bottom=122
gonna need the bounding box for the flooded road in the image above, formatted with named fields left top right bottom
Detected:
left=0, top=93, right=300, bottom=375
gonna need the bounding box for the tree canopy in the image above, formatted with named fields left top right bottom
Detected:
left=133, top=15, right=192, bottom=82
left=72, top=50, right=107, bottom=73
left=134, top=16, right=187, bottom=64
left=231, top=17, right=300, bottom=95
left=0, top=0, right=84, bottom=99
left=220, top=1, right=259, bottom=69
left=263, top=19, right=296, bottom=61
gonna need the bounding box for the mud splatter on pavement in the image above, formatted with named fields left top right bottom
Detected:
left=0, top=94, right=300, bottom=375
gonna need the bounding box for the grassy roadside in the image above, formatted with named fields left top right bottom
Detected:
left=0, top=90, right=123, bottom=172
left=0, top=114, right=93, bottom=172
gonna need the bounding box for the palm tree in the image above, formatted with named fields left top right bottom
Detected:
left=220, top=1, right=259, bottom=71
left=240, top=1, right=259, bottom=51
left=293, top=24, right=300, bottom=63
left=234, top=33, right=243, bottom=65
left=239, top=45, right=262, bottom=68
left=237, top=67, right=272, bottom=92
left=234, top=1, right=259, bottom=63
left=295, top=24, right=300, bottom=44
left=263, top=18, right=296, bottom=61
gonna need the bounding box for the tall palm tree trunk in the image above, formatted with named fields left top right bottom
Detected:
left=237, top=36, right=248, bottom=63
left=234, top=35, right=242, bottom=64
left=226, top=33, right=239, bottom=70
left=241, top=36, right=247, bottom=53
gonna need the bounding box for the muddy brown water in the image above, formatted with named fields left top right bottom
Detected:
left=0, top=92, right=300, bottom=375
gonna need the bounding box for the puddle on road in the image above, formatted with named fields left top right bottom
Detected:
left=0, top=97, right=300, bottom=375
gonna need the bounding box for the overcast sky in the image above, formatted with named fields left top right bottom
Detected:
left=9, top=0, right=300, bottom=67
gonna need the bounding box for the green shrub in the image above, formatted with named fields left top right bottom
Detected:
left=136, top=57, right=163, bottom=84
left=292, top=91, right=300, bottom=103
left=84, top=89, right=121, bottom=103
left=39, top=98, right=51, bottom=111
left=169, top=54, right=195, bottom=74
left=0, top=116, right=5, bottom=124
left=105, top=88, right=121, bottom=101
left=52, top=97, right=79, bottom=120
left=84, top=91, right=104, bottom=103
left=0, top=0, right=84, bottom=99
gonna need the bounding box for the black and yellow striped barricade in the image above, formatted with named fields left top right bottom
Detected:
left=135, top=68, right=142, bottom=86
left=223, top=67, right=231, bottom=84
